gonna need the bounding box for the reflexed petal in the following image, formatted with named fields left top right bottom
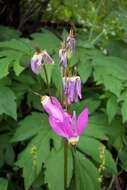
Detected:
left=59, top=48, right=67, bottom=68
left=77, top=108, right=89, bottom=135
left=43, top=51, right=54, bottom=64
left=76, top=77, right=82, bottom=99
left=41, top=96, right=64, bottom=122
left=49, top=116, right=67, bottom=138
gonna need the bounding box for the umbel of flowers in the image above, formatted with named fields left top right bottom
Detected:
left=30, top=29, right=89, bottom=145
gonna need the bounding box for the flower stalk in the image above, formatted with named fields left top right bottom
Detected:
left=43, top=64, right=52, bottom=103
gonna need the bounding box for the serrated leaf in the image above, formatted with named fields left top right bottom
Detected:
left=72, top=98, right=101, bottom=115
left=85, top=114, right=108, bottom=140
left=0, top=87, right=17, bottom=119
left=45, top=146, right=73, bottom=190
left=16, top=128, right=50, bottom=190
left=78, top=61, right=92, bottom=83
left=12, top=113, right=49, bottom=142
left=0, top=39, right=32, bottom=54
left=120, top=90, right=127, bottom=122
left=75, top=152, right=100, bottom=190
left=93, top=55, right=127, bottom=97
left=31, top=29, right=60, bottom=54
left=13, top=59, right=24, bottom=76
left=0, top=178, right=8, bottom=190
left=106, top=95, right=118, bottom=123
left=16, top=126, right=62, bottom=190
left=0, top=58, right=10, bottom=79
left=78, top=136, right=117, bottom=175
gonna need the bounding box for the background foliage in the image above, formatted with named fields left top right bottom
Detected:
left=0, top=0, right=127, bottom=189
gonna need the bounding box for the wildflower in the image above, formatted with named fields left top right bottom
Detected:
left=59, top=47, right=67, bottom=68
left=31, top=50, right=54, bottom=74
left=41, top=96, right=88, bottom=145
left=66, top=29, right=75, bottom=54
left=31, top=51, right=43, bottom=74
left=63, top=76, right=82, bottom=104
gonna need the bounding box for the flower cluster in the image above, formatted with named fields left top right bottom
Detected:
left=30, top=30, right=89, bottom=145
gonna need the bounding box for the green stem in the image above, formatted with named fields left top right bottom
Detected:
left=64, top=139, right=68, bottom=190
left=43, top=64, right=52, bottom=102
left=72, top=145, right=77, bottom=190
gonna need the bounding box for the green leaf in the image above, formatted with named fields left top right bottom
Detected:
left=0, top=26, right=21, bottom=41
left=12, top=113, right=50, bottom=142
left=93, top=55, right=127, bottom=97
left=119, top=147, right=127, bottom=171
left=40, top=64, right=54, bottom=84
left=75, top=152, right=100, bottom=190
left=94, top=70, right=123, bottom=97
left=31, top=29, right=60, bottom=53
left=106, top=95, right=118, bottom=123
left=0, top=58, right=10, bottom=79
left=0, top=87, right=17, bottom=119
left=16, top=124, right=62, bottom=190
left=0, top=39, right=33, bottom=54
left=78, top=61, right=92, bottom=83
left=52, top=64, right=63, bottom=99
left=120, top=90, right=127, bottom=122
left=78, top=136, right=117, bottom=175
left=4, top=145, right=15, bottom=166
left=72, top=98, right=101, bottom=115
left=0, top=178, right=8, bottom=190
left=45, top=146, right=73, bottom=190
left=85, top=114, right=108, bottom=140
left=13, top=59, right=24, bottom=76
left=16, top=128, right=51, bottom=190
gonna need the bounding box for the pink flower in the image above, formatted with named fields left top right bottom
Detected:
left=63, top=76, right=82, bottom=104
left=41, top=96, right=88, bottom=145
left=31, top=50, right=54, bottom=74
left=59, top=48, right=67, bottom=68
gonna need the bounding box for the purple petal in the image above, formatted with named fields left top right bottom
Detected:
left=77, top=108, right=89, bottom=135
left=31, top=59, right=42, bottom=74
left=43, top=51, right=54, bottom=64
left=49, top=116, right=67, bottom=138
left=41, top=96, right=64, bottom=122
left=76, top=77, right=82, bottom=99
left=59, top=49, right=67, bottom=68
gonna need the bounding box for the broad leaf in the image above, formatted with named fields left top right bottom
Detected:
left=75, top=152, right=100, bottom=190
left=45, top=146, right=73, bottom=190
left=0, top=87, right=17, bottom=119
left=78, top=136, right=117, bottom=175
left=106, top=95, right=118, bottom=123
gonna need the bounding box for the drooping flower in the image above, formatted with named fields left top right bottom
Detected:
left=31, top=52, right=43, bottom=74
left=59, top=47, right=67, bottom=68
left=41, top=96, right=88, bottom=145
left=31, top=50, right=54, bottom=74
left=63, top=76, right=82, bottom=104
left=66, top=29, right=75, bottom=54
